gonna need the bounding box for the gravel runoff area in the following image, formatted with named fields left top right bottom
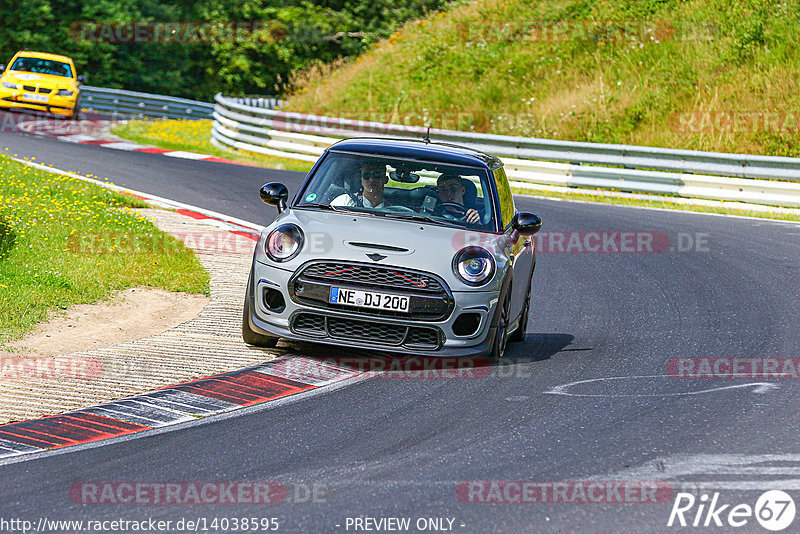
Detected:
left=0, top=208, right=282, bottom=424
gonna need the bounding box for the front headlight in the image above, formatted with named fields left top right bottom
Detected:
left=265, top=224, right=304, bottom=262
left=1, top=81, right=18, bottom=89
left=57, top=89, right=74, bottom=97
left=453, top=246, right=495, bottom=286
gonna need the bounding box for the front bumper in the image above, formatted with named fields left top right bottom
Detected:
left=0, top=90, right=77, bottom=116
left=247, top=259, right=499, bottom=358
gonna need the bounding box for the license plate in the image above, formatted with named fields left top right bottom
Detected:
left=329, top=287, right=410, bottom=312
left=24, top=93, right=48, bottom=102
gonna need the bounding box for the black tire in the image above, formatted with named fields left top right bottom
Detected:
left=509, top=277, right=531, bottom=343
left=68, top=96, right=81, bottom=121
left=242, top=276, right=279, bottom=348
left=487, top=284, right=511, bottom=363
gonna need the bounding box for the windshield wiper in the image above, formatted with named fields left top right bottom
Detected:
left=377, top=212, right=463, bottom=229
left=301, top=202, right=342, bottom=211
left=301, top=203, right=381, bottom=216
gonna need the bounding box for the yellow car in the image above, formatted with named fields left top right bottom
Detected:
left=0, top=51, right=85, bottom=118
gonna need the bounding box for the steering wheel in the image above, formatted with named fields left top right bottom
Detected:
left=438, top=202, right=467, bottom=220
left=383, top=205, right=415, bottom=213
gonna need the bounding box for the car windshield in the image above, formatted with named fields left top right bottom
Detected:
left=296, top=152, right=497, bottom=231
left=10, top=57, right=73, bottom=78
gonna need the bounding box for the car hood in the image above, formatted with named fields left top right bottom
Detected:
left=3, top=71, right=78, bottom=89
left=256, top=208, right=508, bottom=292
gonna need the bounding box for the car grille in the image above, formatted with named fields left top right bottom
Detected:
left=21, top=86, right=53, bottom=94
left=405, top=327, right=440, bottom=346
left=292, top=261, right=453, bottom=321
left=291, top=312, right=442, bottom=350
left=329, top=317, right=405, bottom=344
left=293, top=313, right=326, bottom=333
left=300, top=262, right=444, bottom=293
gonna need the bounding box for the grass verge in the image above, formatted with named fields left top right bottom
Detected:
left=0, top=155, right=210, bottom=344
left=110, top=119, right=314, bottom=172
left=286, top=0, right=800, bottom=157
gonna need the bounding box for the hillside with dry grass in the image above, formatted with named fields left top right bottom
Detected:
left=285, top=0, right=800, bottom=156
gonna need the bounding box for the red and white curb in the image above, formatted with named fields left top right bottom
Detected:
left=16, top=118, right=254, bottom=167
left=0, top=357, right=361, bottom=460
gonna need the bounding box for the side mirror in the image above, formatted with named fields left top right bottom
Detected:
left=77, top=75, right=87, bottom=83
left=512, top=212, right=542, bottom=235
left=260, top=182, right=289, bottom=212
left=0, top=65, right=5, bottom=73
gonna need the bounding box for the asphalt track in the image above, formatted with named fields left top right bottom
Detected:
left=2, top=113, right=800, bottom=533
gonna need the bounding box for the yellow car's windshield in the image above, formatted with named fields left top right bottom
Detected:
left=10, top=57, right=73, bottom=78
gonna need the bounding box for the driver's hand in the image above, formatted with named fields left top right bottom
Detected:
left=465, top=209, right=480, bottom=224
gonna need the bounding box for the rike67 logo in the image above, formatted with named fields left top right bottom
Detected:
left=668, top=490, right=796, bottom=531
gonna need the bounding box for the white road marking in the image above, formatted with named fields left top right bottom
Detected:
left=102, top=142, right=147, bottom=150
left=162, top=150, right=210, bottom=160
left=544, top=375, right=779, bottom=397
left=594, top=454, right=800, bottom=491
left=58, top=134, right=100, bottom=143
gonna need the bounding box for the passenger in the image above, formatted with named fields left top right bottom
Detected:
left=436, top=173, right=480, bottom=224
left=13, top=59, right=29, bottom=72
left=331, top=162, right=388, bottom=209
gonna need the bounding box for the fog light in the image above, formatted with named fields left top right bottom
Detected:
left=452, top=313, right=481, bottom=336
left=262, top=288, right=285, bottom=313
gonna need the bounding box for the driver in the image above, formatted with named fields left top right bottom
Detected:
left=436, top=173, right=480, bottom=224
left=331, top=162, right=388, bottom=208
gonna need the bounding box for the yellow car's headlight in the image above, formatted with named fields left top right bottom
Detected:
left=57, top=89, right=74, bottom=97
left=1, top=81, right=18, bottom=89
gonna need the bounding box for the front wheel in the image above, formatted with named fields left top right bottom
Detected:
left=509, top=277, right=531, bottom=343
left=487, top=286, right=511, bottom=363
left=242, top=276, right=279, bottom=348
left=68, top=96, right=81, bottom=121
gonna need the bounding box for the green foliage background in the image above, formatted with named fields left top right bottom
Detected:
left=0, top=0, right=446, bottom=100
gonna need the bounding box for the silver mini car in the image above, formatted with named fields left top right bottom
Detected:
left=243, top=138, right=541, bottom=362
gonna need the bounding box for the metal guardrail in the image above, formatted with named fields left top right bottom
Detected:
left=225, top=96, right=284, bottom=109
left=211, top=93, right=800, bottom=208
left=81, top=86, right=214, bottom=120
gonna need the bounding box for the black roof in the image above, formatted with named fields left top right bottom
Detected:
left=326, top=138, right=502, bottom=170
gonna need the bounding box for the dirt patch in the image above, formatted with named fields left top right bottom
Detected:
left=5, top=287, right=209, bottom=358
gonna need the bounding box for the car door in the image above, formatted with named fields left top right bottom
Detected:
left=493, top=166, right=533, bottom=321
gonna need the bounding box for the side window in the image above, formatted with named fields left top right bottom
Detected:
left=493, top=167, right=514, bottom=229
